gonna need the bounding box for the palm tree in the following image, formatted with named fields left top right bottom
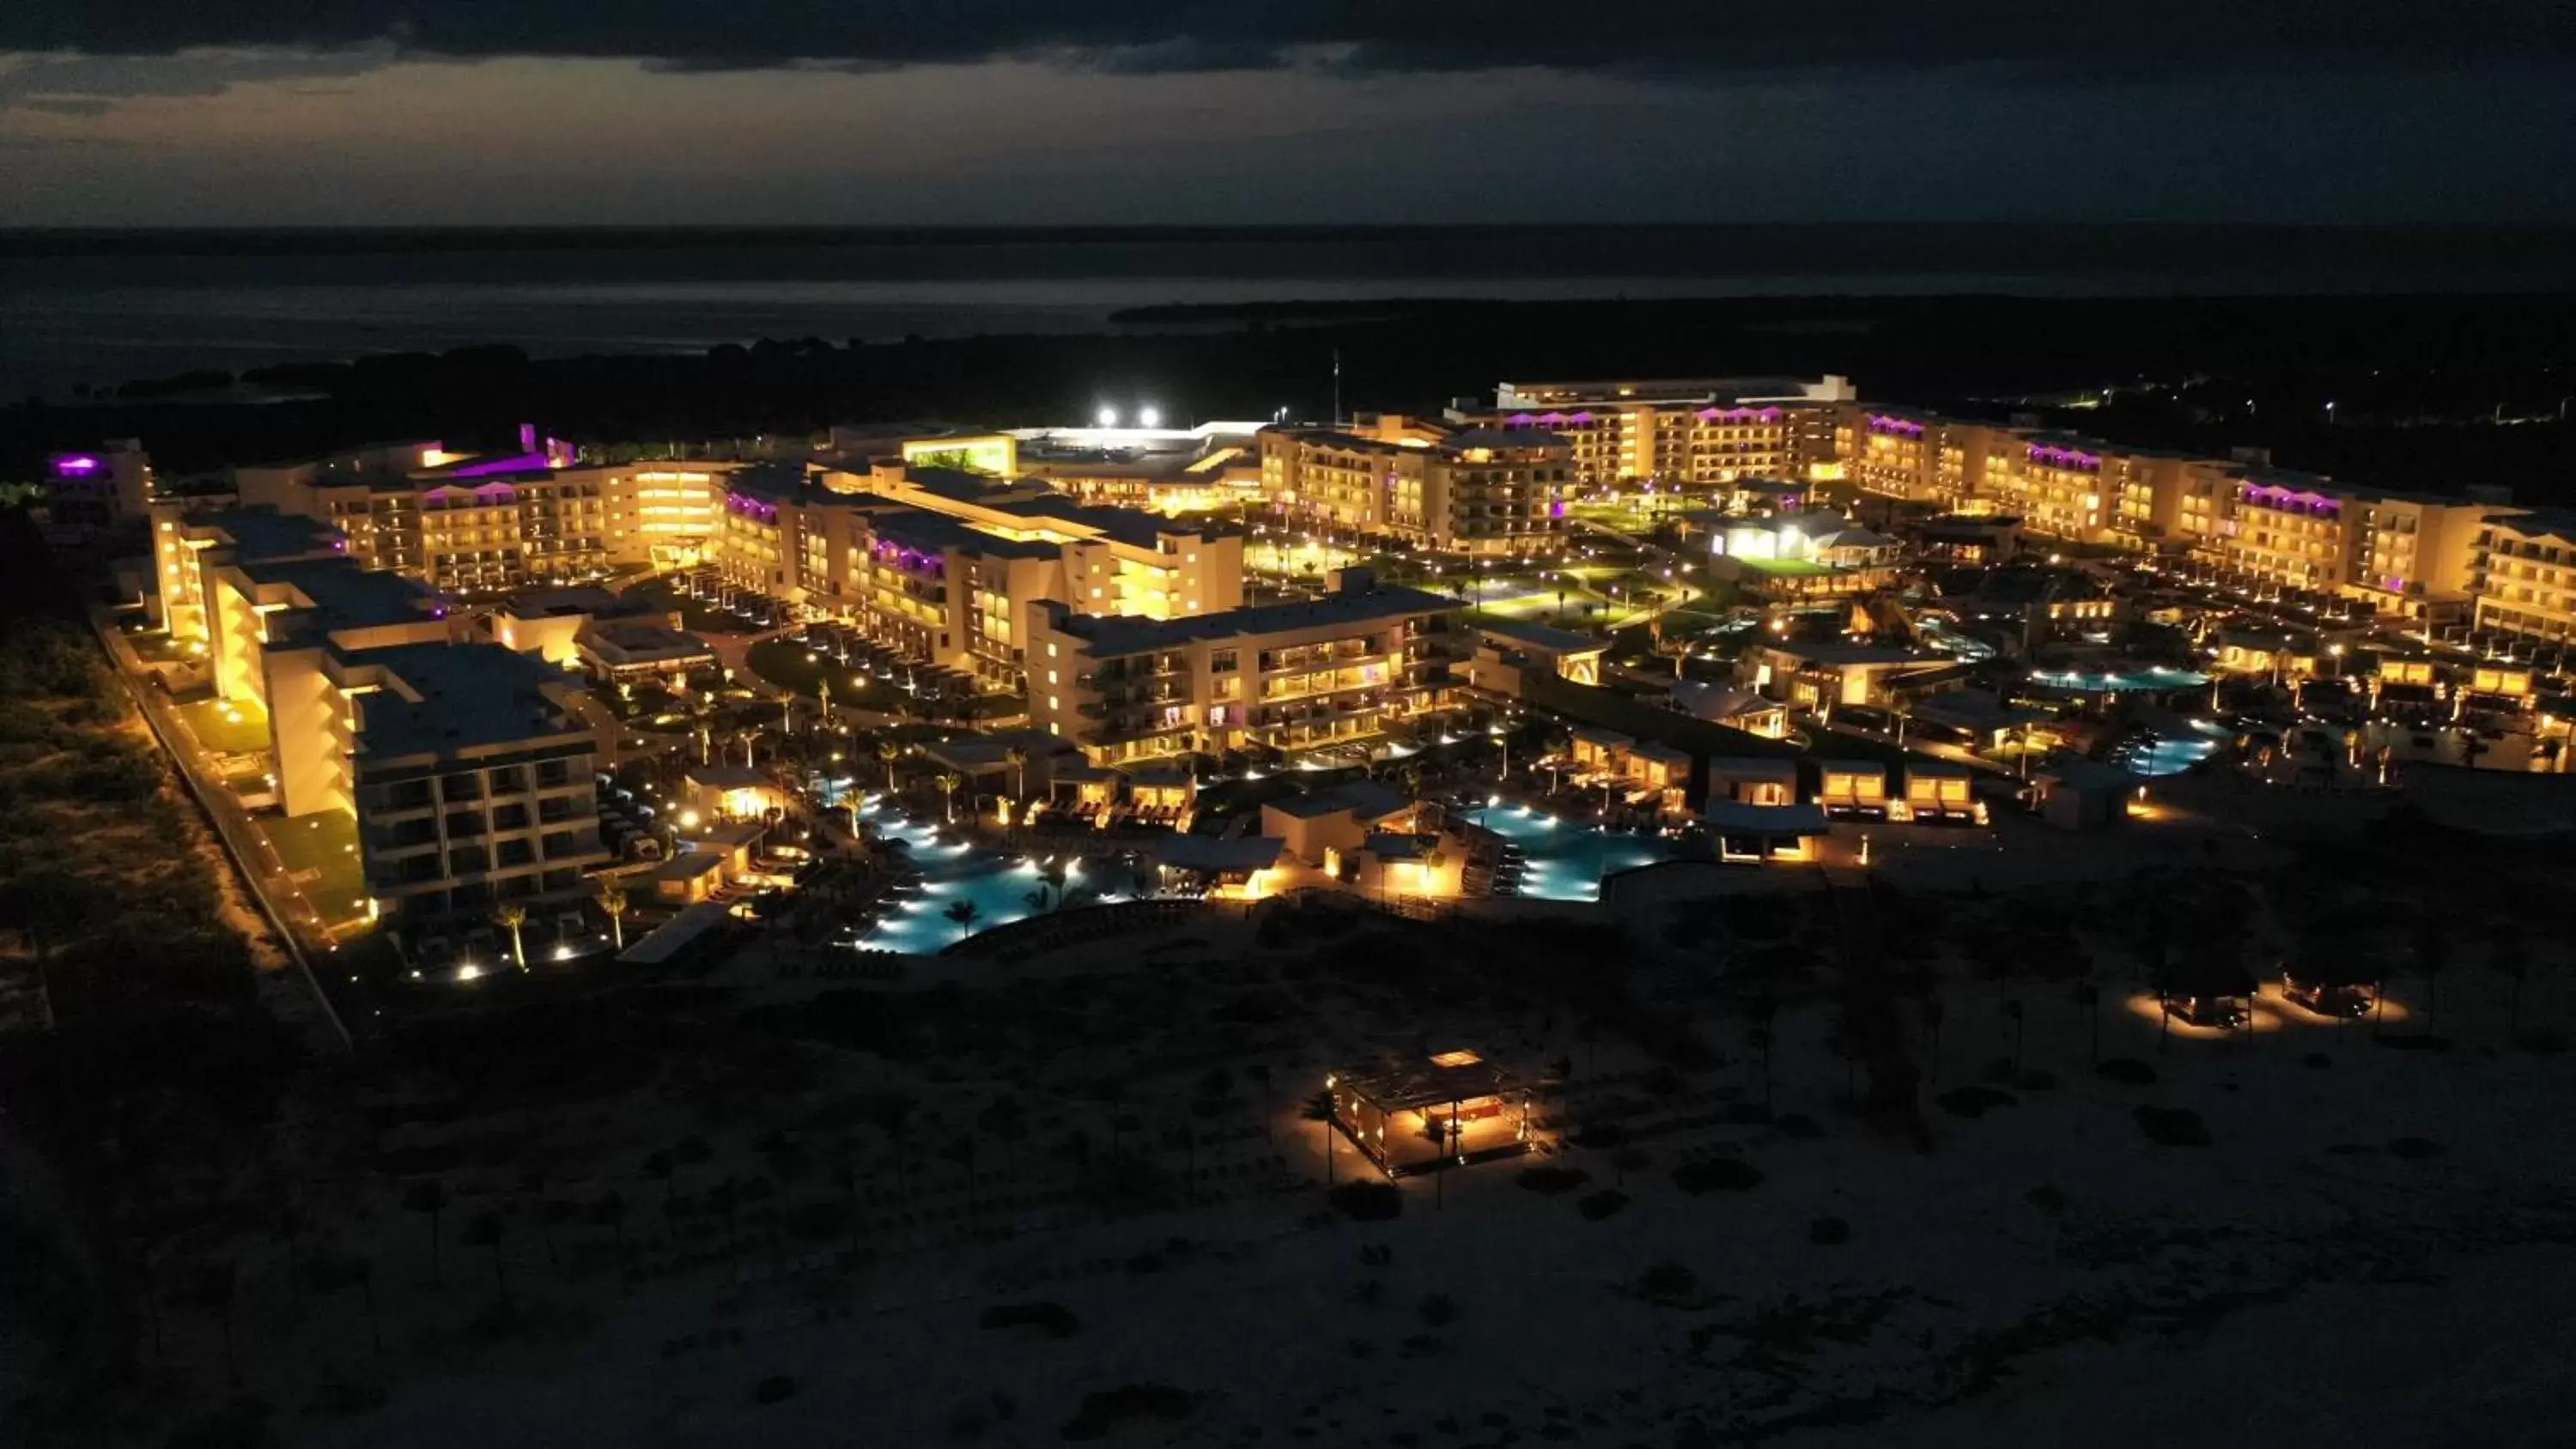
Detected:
left=1005, top=746, right=1030, bottom=805
left=943, top=898, right=981, bottom=942
left=1040, top=858, right=1068, bottom=907
left=937, top=772, right=963, bottom=824
left=598, top=883, right=629, bottom=951
left=402, top=1180, right=447, bottom=1287
left=1302, top=1089, right=1340, bottom=1185
left=495, top=903, right=529, bottom=971
left=877, top=737, right=902, bottom=792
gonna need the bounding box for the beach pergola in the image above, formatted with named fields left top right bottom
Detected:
left=1326, top=1050, right=1532, bottom=1177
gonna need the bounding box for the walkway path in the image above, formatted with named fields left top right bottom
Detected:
left=88, top=609, right=354, bottom=1054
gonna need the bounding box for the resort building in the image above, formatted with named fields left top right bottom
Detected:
left=1009, top=423, right=1267, bottom=516
left=233, top=432, right=744, bottom=591
left=2470, top=511, right=2576, bottom=643
left=338, top=643, right=610, bottom=923
left=1322, top=1051, right=1533, bottom=1177
left=152, top=505, right=610, bottom=926
left=1704, top=511, right=1905, bottom=600
left=1457, top=618, right=1607, bottom=699
left=1256, top=418, right=1575, bottom=555
left=714, top=463, right=1247, bottom=688
left=1454, top=376, right=1856, bottom=488
left=1024, top=568, right=1463, bottom=763
left=483, top=585, right=715, bottom=684
left=47, top=440, right=158, bottom=530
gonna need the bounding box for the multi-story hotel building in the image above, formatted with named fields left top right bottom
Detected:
left=152, top=505, right=609, bottom=925
left=1257, top=419, right=1574, bottom=555
left=707, top=463, right=1247, bottom=688
left=1450, top=377, right=1856, bottom=488
left=1824, top=403, right=2524, bottom=633
left=234, top=432, right=741, bottom=593
left=2472, top=511, right=2576, bottom=643
left=1025, top=569, right=1462, bottom=763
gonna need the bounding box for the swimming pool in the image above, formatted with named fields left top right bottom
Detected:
left=1474, top=803, right=1672, bottom=902
left=849, top=797, right=1118, bottom=954
left=2111, top=719, right=2230, bottom=778
left=2029, top=665, right=2210, bottom=694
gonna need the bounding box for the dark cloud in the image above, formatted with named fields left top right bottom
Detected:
left=10, top=1, right=2573, bottom=77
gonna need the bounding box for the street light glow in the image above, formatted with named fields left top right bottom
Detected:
left=1095, top=406, right=1119, bottom=427
left=1138, top=406, right=1162, bottom=428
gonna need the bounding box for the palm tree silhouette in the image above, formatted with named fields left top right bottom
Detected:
left=598, top=883, right=629, bottom=951
left=937, top=773, right=963, bottom=824
left=495, top=903, right=529, bottom=971
left=943, top=898, right=981, bottom=942
left=1302, top=1089, right=1341, bottom=1185
left=877, top=737, right=902, bottom=792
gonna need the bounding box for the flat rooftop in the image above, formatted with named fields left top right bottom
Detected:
left=1061, top=583, right=1455, bottom=657
left=188, top=506, right=344, bottom=562
left=1479, top=617, right=1602, bottom=655
left=246, top=558, right=442, bottom=637
left=350, top=642, right=584, bottom=760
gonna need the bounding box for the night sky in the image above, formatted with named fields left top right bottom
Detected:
left=5, top=2, right=2574, bottom=226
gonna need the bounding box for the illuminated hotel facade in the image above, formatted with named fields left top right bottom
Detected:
left=1448, top=376, right=1856, bottom=488
left=1256, top=418, right=1575, bottom=555
left=1026, top=570, right=1462, bottom=764
left=707, top=463, right=1246, bottom=688
left=1824, top=403, right=2514, bottom=632
left=234, top=433, right=740, bottom=593
left=149, top=506, right=608, bottom=925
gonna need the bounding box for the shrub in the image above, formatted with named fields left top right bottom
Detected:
left=1671, top=1159, right=1765, bottom=1195
left=1773, top=1113, right=1824, bottom=1139
left=754, top=1374, right=798, bottom=1404
left=1577, top=1191, right=1629, bottom=1222
left=1329, top=1181, right=1402, bottom=1222
left=2387, top=1137, right=2445, bottom=1161
left=2132, top=1106, right=2211, bottom=1147
left=1417, top=1293, right=1460, bottom=1327
left=1716, top=1103, right=1773, bottom=1126
left=1516, top=1166, right=1590, bottom=1195
left=1807, top=1216, right=1851, bottom=1246
left=1570, top=1123, right=1626, bottom=1150
left=2096, top=1058, right=2158, bottom=1085
left=979, top=1301, right=1081, bottom=1338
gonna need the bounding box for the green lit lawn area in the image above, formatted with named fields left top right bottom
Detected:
left=1736, top=556, right=1834, bottom=578
left=257, top=809, right=373, bottom=931
left=176, top=695, right=272, bottom=755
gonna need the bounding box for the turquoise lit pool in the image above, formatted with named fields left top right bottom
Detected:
left=1474, top=803, right=1672, bottom=902
left=849, top=797, right=1117, bottom=954
left=2029, top=665, right=2209, bottom=694
left=2111, top=719, right=2230, bottom=778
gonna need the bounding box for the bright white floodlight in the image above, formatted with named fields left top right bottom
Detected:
left=1095, top=406, right=1119, bottom=427
left=1138, top=406, right=1162, bottom=428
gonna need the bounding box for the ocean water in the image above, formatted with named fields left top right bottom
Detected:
left=5, top=224, right=2572, bottom=399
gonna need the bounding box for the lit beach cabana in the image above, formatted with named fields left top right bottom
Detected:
left=1700, top=801, right=1830, bottom=864
left=1325, top=1050, right=1532, bottom=1177
left=2156, top=958, right=2257, bottom=1030
left=2281, top=953, right=2379, bottom=1019
left=1893, top=760, right=1986, bottom=824
left=1815, top=760, right=1890, bottom=819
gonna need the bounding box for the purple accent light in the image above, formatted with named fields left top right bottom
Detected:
left=52, top=454, right=101, bottom=476
left=1866, top=415, right=1925, bottom=438
left=2026, top=445, right=2102, bottom=471
left=446, top=452, right=550, bottom=479
left=1507, top=412, right=1535, bottom=426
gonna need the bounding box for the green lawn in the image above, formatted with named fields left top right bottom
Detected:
left=176, top=695, right=273, bottom=755
left=257, top=808, right=372, bottom=931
